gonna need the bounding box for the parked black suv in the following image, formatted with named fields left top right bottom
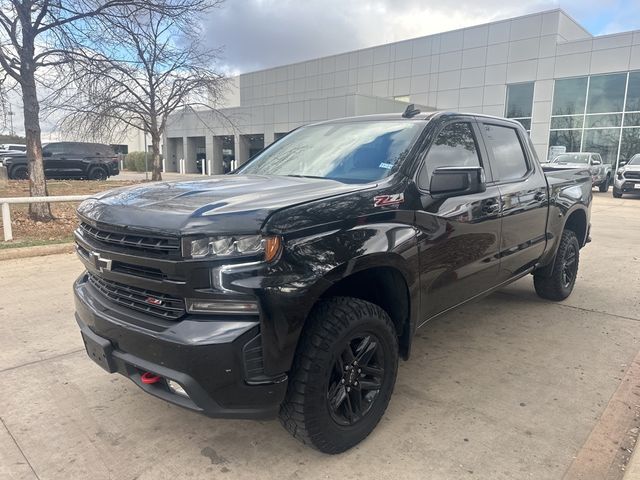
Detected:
left=1, top=142, right=119, bottom=180
left=73, top=110, right=592, bottom=453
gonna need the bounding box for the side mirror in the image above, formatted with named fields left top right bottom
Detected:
left=591, top=158, right=601, bottom=165
left=43, top=150, right=52, bottom=157
left=429, top=166, right=486, bottom=199
left=619, top=160, right=628, bottom=167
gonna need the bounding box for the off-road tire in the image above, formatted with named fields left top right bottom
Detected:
left=598, top=176, right=610, bottom=192
left=279, top=297, right=398, bottom=454
left=534, top=229, right=580, bottom=301
left=613, top=188, right=623, bottom=198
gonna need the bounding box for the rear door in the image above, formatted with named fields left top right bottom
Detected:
left=477, top=118, right=548, bottom=279
left=414, top=116, right=503, bottom=319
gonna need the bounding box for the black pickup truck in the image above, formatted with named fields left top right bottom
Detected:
left=0, top=141, right=119, bottom=180
left=73, top=110, right=592, bottom=454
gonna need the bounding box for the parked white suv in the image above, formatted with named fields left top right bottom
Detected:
left=613, top=154, right=640, bottom=197
left=0, top=143, right=26, bottom=152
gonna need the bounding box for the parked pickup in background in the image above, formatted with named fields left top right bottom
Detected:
left=546, top=152, right=612, bottom=192
left=0, top=141, right=119, bottom=180
left=614, top=153, right=640, bottom=197
left=73, top=109, right=592, bottom=454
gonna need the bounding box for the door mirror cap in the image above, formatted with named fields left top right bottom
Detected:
left=429, top=166, right=486, bottom=199
left=591, top=158, right=601, bottom=165
left=43, top=150, right=52, bottom=157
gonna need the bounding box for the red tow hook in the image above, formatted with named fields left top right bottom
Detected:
left=141, top=372, right=162, bottom=384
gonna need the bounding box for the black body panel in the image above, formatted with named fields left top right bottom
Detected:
left=73, top=111, right=592, bottom=418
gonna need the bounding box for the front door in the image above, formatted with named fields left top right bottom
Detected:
left=414, top=118, right=502, bottom=321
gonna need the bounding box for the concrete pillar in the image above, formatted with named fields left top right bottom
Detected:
left=184, top=136, right=199, bottom=173
left=235, top=135, right=251, bottom=167
left=206, top=136, right=225, bottom=175
left=263, top=130, right=275, bottom=147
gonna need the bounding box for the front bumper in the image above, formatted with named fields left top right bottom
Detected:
left=74, top=273, right=288, bottom=419
left=613, top=175, right=640, bottom=192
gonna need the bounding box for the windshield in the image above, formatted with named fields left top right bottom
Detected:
left=628, top=154, right=640, bottom=166
left=552, top=153, right=590, bottom=164
left=237, top=121, right=424, bottom=183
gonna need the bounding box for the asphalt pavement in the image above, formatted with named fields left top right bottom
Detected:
left=1, top=192, right=639, bottom=480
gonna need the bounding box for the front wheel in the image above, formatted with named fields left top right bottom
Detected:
left=279, top=297, right=398, bottom=454
left=613, top=187, right=623, bottom=198
left=534, top=229, right=580, bottom=301
left=598, top=176, right=610, bottom=192
left=10, top=165, right=28, bottom=180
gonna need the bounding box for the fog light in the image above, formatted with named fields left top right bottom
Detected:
left=186, top=298, right=259, bottom=315
left=167, top=379, right=188, bottom=397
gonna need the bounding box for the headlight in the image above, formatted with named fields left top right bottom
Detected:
left=185, top=235, right=281, bottom=261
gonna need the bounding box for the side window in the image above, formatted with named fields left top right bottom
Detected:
left=418, top=122, right=481, bottom=189
left=483, top=124, right=529, bottom=182
left=44, top=143, right=63, bottom=155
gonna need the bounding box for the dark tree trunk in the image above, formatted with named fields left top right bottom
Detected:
left=21, top=66, right=52, bottom=221
left=151, top=131, right=162, bottom=181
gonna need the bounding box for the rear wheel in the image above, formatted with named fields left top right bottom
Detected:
left=10, top=165, right=28, bottom=180
left=88, top=167, right=107, bottom=181
left=534, top=229, right=580, bottom=301
left=598, top=176, right=610, bottom=192
left=279, top=297, right=398, bottom=454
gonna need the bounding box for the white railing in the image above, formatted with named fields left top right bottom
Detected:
left=1, top=195, right=90, bottom=242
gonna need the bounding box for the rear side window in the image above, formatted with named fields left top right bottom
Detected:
left=483, top=124, right=529, bottom=182
left=418, top=122, right=481, bottom=188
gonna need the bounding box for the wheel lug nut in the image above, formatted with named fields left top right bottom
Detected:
left=358, top=368, right=362, bottom=373
left=345, top=365, right=350, bottom=370
left=354, top=381, right=358, bottom=386
left=346, top=387, right=351, bottom=392
left=341, top=378, right=345, bottom=384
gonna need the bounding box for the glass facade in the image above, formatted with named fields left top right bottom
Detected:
left=505, top=83, right=534, bottom=132
left=549, top=72, right=640, bottom=168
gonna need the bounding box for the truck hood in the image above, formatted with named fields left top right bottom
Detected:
left=621, top=165, right=640, bottom=172
left=545, top=163, right=592, bottom=169
left=77, top=174, right=372, bottom=235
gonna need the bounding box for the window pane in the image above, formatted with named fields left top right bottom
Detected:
left=587, top=73, right=626, bottom=113
left=506, top=83, right=534, bottom=118
left=550, top=116, right=584, bottom=129
left=582, top=129, right=621, bottom=165
left=483, top=124, right=528, bottom=181
left=619, top=128, right=640, bottom=165
left=419, top=122, right=480, bottom=187
left=625, top=72, right=640, bottom=112
left=552, top=77, right=588, bottom=115
left=624, top=112, right=640, bottom=127
left=549, top=130, right=582, bottom=155
left=585, top=114, right=622, bottom=128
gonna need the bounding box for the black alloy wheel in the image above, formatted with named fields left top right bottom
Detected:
left=327, top=333, right=385, bottom=426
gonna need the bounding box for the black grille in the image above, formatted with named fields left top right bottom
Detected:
left=87, top=273, right=185, bottom=320
left=624, top=171, right=640, bottom=180
left=78, top=222, right=180, bottom=256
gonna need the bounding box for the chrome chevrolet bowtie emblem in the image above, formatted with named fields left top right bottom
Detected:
left=90, top=251, right=112, bottom=272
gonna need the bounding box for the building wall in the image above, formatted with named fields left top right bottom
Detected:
left=164, top=8, right=640, bottom=170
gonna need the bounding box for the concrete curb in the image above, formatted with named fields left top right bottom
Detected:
left=0, top=242, right=75, bottom=261
left=624, top=439, right=640, bottom=479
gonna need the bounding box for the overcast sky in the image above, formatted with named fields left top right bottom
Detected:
left=205, top=0, right=640, bottom=74
left=4, top=0, right=640, bottom=137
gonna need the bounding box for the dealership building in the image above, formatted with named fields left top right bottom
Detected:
left=163, top=8, right=640, bottom=174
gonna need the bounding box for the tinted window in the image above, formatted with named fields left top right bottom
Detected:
left=483, top=124, right=529, bottom=181
left=552, top=77, right=588, bottom=115
left=587, top=73, right=626, bottom=113
left=506, top=83, right=534, bottom=118
left=418, top=122, right=480, bottom=188
left=43, top=143, right=64, bottom=155
left=626, top=72, right=640, bottom=112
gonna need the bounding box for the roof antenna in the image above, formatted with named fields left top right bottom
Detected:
left=402, top=103, right=421, bottom=118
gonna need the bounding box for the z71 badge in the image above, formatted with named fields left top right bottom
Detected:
left=373, top=193, right=404, bottom=207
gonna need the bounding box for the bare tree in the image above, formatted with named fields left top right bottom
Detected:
left=0, top=0, right=210, bottom=220
left=59, top=3, right=226, bottom=181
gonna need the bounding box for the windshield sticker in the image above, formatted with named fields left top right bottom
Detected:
left=374, top=193, right=404, bottom=208
left=379, top=162, right=394, bottom=169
